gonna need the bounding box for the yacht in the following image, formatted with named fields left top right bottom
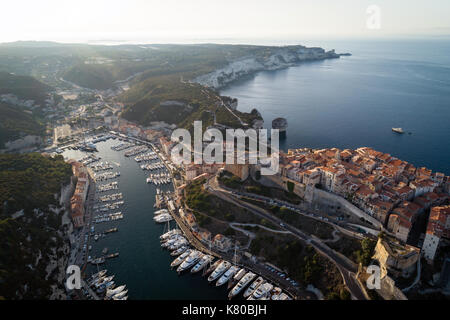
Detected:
left=191, top=255, right=213, bottom=273
left=392, top=127, right=405, bottom=134
left=90, top=270, right=107, bottom=280
left=270, top=287, right=282, bottom=300
left=177, top=251, right=202, bottom=273
left=168, top=238, right=189, bottom=251
left=243, top=277, right=265, bottom=298
left=208, top=261, right=231, bottom=282
left=228, top=268, right=247, bottom=289
left=250, top=282, right=273, bottom=300
left=106, top=285, right=126, bottom=298
left=161, top=235, right=185, bottom=248
left=171, top=246, right=188, bottom=256
left=160, top=229, right=182, bottom=241
left=154, top=213, right=173, bottom=223
left=228, top=272, right=256, bottom=299
left=111, top=289, right=128, bottom=300
left=154, top=209, right=169, bottom=215
left=203, top=259, right=221, bottom=276
left=170, top=249, right=192, bottom=268
left=216, top=266, right=239, bottom=287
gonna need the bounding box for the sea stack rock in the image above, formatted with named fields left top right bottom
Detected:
left=272, top=117, right=288, bottom=139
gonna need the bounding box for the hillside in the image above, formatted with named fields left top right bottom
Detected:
left=0, top=102, right=45, bottom=148
left=0, top=153, right=73, bottom=299
left=0, top=71, right=53, bottom=104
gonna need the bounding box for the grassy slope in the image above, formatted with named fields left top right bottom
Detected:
left=0, top=71, right=52, bottom=104
left=0, top=102, right=44, bottom=148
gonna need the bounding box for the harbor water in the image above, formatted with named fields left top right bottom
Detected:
left=63, top=139, right=228, bottom=300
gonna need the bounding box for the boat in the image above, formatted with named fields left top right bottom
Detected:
left=170, top=249, right=192, bottom=268
left=203, top=259, right=221, bottom=276
left=161, top=235, right=185, bottom=248
left=216, top=266, right=239, bottom=287
left=228, top=268, right=247, bottom=289
left=270, top=287, right=282, bottom=300
left=171, top=246, right=189, bottom=256
left=154, top=213, right=173, bottom=223
left=106, top=285, right=126, bottom=298
left=111, top=289, right=128, bottom=300
left=113, top=295, right=128, bottom=300
left=228, top=272, right=256, bottom=299
left=176, top=251, right=202, bottom=273
left=208, top=261, right=231, bottom=282
left=154, top=209, right=169, bottom=215
left=191, top=255, right=214, bottom=273
left=392, top=127, right=405, bottom=134
left=243, top=276, right=265, bottom=298
left=90, top=270, right=107, bottom=280
left=90, top=257, right=106, bottom=265
left=168, top=238, right=189, bottom=251
left=250, top=282, right=273, bottom=300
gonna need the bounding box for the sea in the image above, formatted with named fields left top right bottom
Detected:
left=220, top=38, right=450, bottom=175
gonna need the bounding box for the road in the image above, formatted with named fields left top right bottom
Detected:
left=205, top=176, right=368, bottom=300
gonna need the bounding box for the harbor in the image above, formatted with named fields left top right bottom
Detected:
left=62, top=137, right=230, bottom=299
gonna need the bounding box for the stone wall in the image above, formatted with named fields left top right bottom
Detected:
left=311, top=188, right=383, bottom=229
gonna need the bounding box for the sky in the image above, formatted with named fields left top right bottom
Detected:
left=2, top=0, right=450, bottom=44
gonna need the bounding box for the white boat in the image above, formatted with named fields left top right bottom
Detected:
left=191, top=255, right=213, bottom=273
left=161, top=235, right=185, bottom=248
left=154, top=209, right=169, bottom=215
left=111, top=289, right=128, bottom=300
left=170, top=249, right=192, bottom=268
left=168, top=238, right=189, bottom=251
left=392, top=127, right=405, bottom=134
left=90, top=270, right=107, bottom=280
left=113, top=295, right=128, bottom=300
left=106, top=285, right=126, bottom=298
left=203, top=259, right=221, bottom=276
left=208, top=261, right=231, bottom=282
left=233, top=268, right=247, bottom=282
left=171, top=246, right=188, bottom=256
left=160, top=229, right=182, bottom=241
left=177, top=251, right=202, bottom=273
left=229, top=272, right=256, bottom=299
left=243, top=276, right=264, bottom=298
left=154, top=213, right=173, bottom=223
left=216, top=266, right=239, bottom=287
left=251, top=282, right=273, bottom=300
left=270, top=287, right=282, bottom=300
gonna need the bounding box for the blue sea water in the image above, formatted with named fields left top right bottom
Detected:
left=220, top=39, right=450, bottom=175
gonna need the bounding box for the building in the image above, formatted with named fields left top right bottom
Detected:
left=372, top=237, right=420, bottom=278
left=224, top=163, right=249, bottom=181
left=422, top=205, right=450, bottom=262
left=213, top=234, right=233, bottom=252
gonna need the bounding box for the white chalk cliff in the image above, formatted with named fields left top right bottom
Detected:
left=194, top=46, right=345, bottom=89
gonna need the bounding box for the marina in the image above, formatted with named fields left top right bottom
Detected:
left=63, top=134, right=293, bottom=300
left=63, top=137, right=230, bottom=299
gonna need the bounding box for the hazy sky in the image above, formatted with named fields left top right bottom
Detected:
left=2, top=0, right=450, bottom=43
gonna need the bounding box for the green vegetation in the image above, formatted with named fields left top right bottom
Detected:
left=0, top=153, right=73, bottom=299
left=0, top=102, right=45, bottom=148
left=0, top=71, right=53, bottom=104
left=328, top=235, right=376, bottom=266
left=0, top=153, right=72, bottom=214
left=249, top=231, right=345, bottom=298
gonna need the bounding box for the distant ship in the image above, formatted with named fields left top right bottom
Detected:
left=392, top=128, right=405, bottom=134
